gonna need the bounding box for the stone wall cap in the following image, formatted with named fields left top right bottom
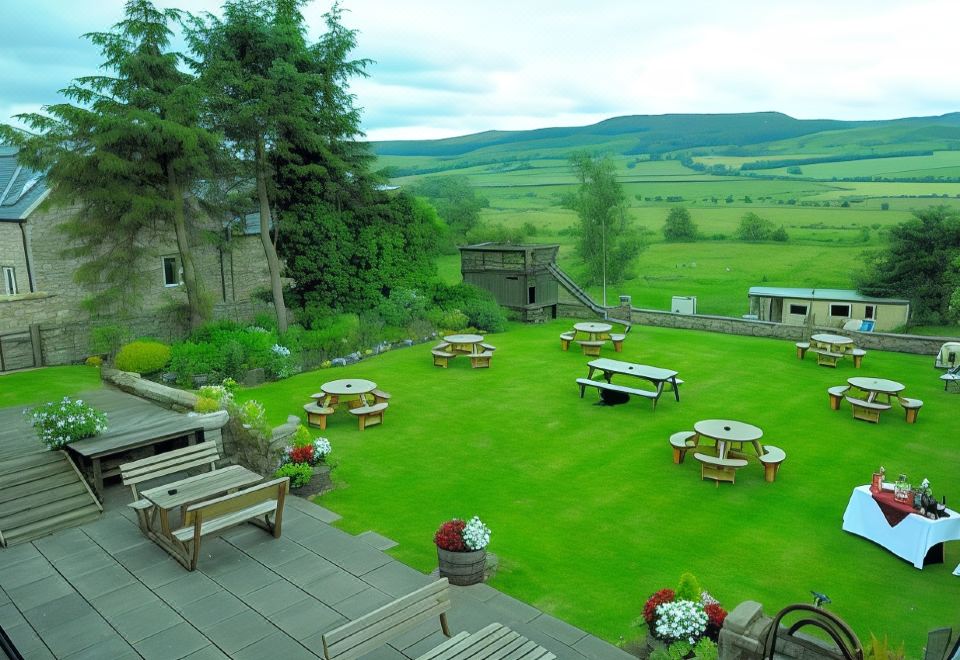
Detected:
left=187, top=410, right=229, bottom=429
left=724, top=600, right=764, bottom=635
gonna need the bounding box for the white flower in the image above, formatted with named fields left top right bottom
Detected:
left=462, top=516, right=491, bottom=550
left=313, top=437, right=331, bottom=457
left=271, top=344, right=291, bottom=357
left=655, top=600, right=708, bottom=645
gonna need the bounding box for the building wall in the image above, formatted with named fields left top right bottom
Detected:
left=753, top=295, right=909, bottom=332
left=0, top=222, right=30, bottom=295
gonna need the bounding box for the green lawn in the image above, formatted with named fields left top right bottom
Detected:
left=231, top=320, right=957, bottom=655
left=0, top=366, right=102, bottom=408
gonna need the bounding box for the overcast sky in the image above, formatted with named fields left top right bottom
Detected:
left=2, top=0, right=959, bottom=142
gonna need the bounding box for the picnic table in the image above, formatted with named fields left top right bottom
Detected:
left=810, top=333, right=858, bottom=367
left=693, top=419, right=764, bottom=459
left=586, top=358, right=681, bottom=402
left=314, top=378, right=377, bottom=408
left=812, top=333, right=854, bottom=351
left=573, top=322, right=612, bottom=341
left=847, top=377, right=904, bottom=404
left=443, top=334, right=485, bottom=355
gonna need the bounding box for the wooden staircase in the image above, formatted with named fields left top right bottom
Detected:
left=0, top=451, right=102, bottom=546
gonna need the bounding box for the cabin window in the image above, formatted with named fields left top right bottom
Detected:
left=528, top=285, right=536, bottom=304
left=829, top=304, right=850, bottom=318
left=2, top=266, right=16, bottom=295
left=864, top=305, right=875, bottom=319
left=162, top=256, right=181, bottom=287
left=788, top=304, right=807, bottom=316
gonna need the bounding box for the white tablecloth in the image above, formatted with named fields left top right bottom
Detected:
left=842, top=485, right=960, bottom=569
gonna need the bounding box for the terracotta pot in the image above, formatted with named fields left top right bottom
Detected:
left=436, top=546, right=486, bottom=585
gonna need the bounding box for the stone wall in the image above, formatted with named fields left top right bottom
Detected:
left=0, top=222, right=29, bottom=294
left=719, top=601, right=862, bottom=660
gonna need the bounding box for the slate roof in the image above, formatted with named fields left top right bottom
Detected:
left=0, top=147, right=49, bottom=221
left=748, top=286, right=910, bottom=305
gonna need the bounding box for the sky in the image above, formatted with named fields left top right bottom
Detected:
left=2, top=0, right=960, bottom=142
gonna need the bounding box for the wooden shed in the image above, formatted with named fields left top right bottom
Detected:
left=459, top=243, right=560, bottom=321
left=747, top=287, right=910, bottom=332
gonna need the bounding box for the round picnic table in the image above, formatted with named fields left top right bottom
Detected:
left=573, top=322, right=612, bottom=341
left=317, top=378, right=377, bottom=408
left=694, top=419, right=764, bottom=458
left=443, top=334, right=484, bottom=355
left=811, top=333, right=854, bottom=349
left=847, top=377, right=904, bottom=404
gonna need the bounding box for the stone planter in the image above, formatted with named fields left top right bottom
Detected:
left=291, top=465, right=333, bottom=498
left=436, top=546, right=487, bottom=586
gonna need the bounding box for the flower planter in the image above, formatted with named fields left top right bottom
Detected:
left=436, top=546, right=486, bottom=585
left=291, top=465, right=332, bottom=498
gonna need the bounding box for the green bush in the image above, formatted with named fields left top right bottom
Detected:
left=432, top=283, right=507, bottom=332
left=275, top=462, right=313, bottom=488
left=114, top=340, right=171, bottom=374
left=427, top=308, right=469, bottom=332
left=676, top=572, right=701, bottom=601
left=194, top=396, right=220, bottom=414
left=169, top=341, right=225, bottom=386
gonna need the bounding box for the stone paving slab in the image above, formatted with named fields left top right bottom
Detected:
left=357, top=530, right=399, bottom=550
left=0, top=492, right=632, bottom=660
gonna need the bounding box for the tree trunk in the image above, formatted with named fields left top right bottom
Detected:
left=166, top=167, right=207, bottom=331
left=255, top=137, right=288, bottom=333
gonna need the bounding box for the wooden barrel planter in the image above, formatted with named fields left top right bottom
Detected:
left=436, top=547, right=487, bottom=585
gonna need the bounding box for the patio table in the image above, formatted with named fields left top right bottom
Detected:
left=586, top=358, right=681, bottom=402
left=693, top=419, right=764, bottom=459
left=847, top=377, right=904, bottom=404
left=315, top=378, right=377, bottom=408
left=573, top=322, right=612, bottom=341
left=811, top=333, right=854, bottom=351
left=443, top=334, right=484, bottom=355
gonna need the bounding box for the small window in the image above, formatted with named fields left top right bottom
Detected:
left=788, top=304, right=807, bottom=316
left=162, top=256, right=181, bottom=287
left=2, top=266, right=16, bottom=295
left=829, top=304, right=850, bottom=317
left=864, top=305, right=875, bottom=319
left=528, top=286, right=536, bottom=304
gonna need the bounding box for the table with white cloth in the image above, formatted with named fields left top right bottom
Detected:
left=841, top=485, right=960, bottom=570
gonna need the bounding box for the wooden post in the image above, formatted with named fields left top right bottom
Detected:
left=29, top=323, right=43, bottom=368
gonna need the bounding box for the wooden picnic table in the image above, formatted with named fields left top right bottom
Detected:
left=586, top=358, right=681, bottom=402
left=573, top=322, right=612, bottom=341
left=694, top=419, right=764, bottom=459
left=315, top=378, right=377, bottom=408
left=443, top=334, right=484, bottom=355
left=416, top=623, right=556, bottom=660
left=811, top=333, right=854, bottom=349
left=847, top=377, right=904, bottom=404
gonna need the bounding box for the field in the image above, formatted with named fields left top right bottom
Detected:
left=218, top=320, right=959, bottom=656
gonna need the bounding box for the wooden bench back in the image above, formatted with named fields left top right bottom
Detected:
left=120, top=443, right=220, bottom=499
left=183, top=477, right=287, bottom=527
left=322, top=579, right=452, bottom=660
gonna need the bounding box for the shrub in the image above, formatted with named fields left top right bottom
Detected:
left=170, top=341, right=225, bottom=386
left=676, top=572, right=701, bottom=601
left=26, top=397, right=107, bottom=449
left=194, top=396, right=221, bottom=414
left=114, top=340, right=171, bottom=374
left=85, top=356, right=103, bottom=367
left=274, top=462, right=313, bottom=488
left=89, top=324, right=127, bottom=357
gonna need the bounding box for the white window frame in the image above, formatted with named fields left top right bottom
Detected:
left=829, top=303, right=851, bottom=318
left=162, top=256, right=182, bottom=287
left=2, top=266, right=16, bottom=295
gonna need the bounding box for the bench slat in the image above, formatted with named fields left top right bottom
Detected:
left=694, top=453, right=748, bottom=467
left=350, top=403, right=389, bottom=416
left=576, top=378, right=657, bottom=399
left=172, top=499, right=277, bottom=542
left=121, top=444, right=219, bottom=483
left=845, top=397, right=891, bottom=410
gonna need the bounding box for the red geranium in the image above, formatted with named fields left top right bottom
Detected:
left=288, top=445, right=314, bottom=464
left=434, top=519, right=467, bottom=551
left=705, top=602, right=727, bottom=629
left=643, top=589, right=675, bottom=623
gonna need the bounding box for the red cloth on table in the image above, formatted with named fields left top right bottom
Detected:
left=871, top=489, right=916, bottom=527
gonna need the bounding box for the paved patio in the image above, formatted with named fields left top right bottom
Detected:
left=0, top=492, right=633, bottom=660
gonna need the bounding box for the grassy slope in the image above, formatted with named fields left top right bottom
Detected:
left=236, top=321, right=958, bottom=655
left=0, top=366, right=102, bottom=408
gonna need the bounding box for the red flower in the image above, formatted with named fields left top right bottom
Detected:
left=289, top=445, right=314, bottom=464
left=643, top=589, right=675, bottom=623
left=434, top=519, right=467, bottom=551
left=705, top=602, right=727, bottom=628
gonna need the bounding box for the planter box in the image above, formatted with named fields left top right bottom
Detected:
left=436, top=546, right=486, bottom=586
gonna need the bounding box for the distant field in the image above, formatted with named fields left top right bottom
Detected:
left=753, top=150, right=960, bottom=179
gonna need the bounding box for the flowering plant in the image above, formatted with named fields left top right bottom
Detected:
left=434, top=516, right=491, bottom=551
left=26, top=397, right=108, bottom=449
left=654, top=600, right=708, bottom=645
left=640, top=575, right=726, bottom=649
left=282, top=437, right=331, bottom=467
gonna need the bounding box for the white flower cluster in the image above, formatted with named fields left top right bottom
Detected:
left=462, top=516, right=491, bottom=550
left=272, top=344, right=291, bottom=357
left=26, top=397, right=108, bottom=449
left=246, top=326, right=269, bottom=334
left=699, top=591, right=719, bottom=606
left=314, top=437, right=332, bottom=458
left=655, top=600, right=708, bottom=645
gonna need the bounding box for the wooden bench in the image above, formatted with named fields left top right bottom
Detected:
left=759, top=445, right=787, bottom=482
left=321, top=579, right=453, bottom=660
left=669, top=431, right=697, bottom=464
left=432, top=349, right=456, bottom=368
left=850, top=348, right=867, bottom=368
left=576, top=340, right=605, bottom=357
left=575, top=378, right=660, bottom=408
left=371, top=388, right=391, bottom=404
left=470, top=351, right=494, bottom=369
left=480, top=343, right=497, bottom=352
left=417, top=622, right=556, bottom=660
left=846, top=397, right=891, bottom=423
left=795, top=341, right=810, bottom=359
left=171, top=477, right=288, bottom=571
left=898, top=397, right=923, bottom=424
left=609, top=323, right=631, bottom=353
left=120, top=443, right=220, bottom=533
left=349, top=402, right=388, bottom=430
left=812, top=349, right=842, bottom=367
left=694, top=453, right=748, bottom=485
left=827, top=385, right=850, bottom=410
left=304, top=402, right=335, bottom=429
left=559, top=331, right=575, bottom=351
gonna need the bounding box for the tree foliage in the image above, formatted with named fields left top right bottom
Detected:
left=856, top=206, right=960, bottom=324
left=410, top=175, right=488, bottom=236
left=734, top=212, right=775, bottom=241
left=662, top=206, right=698, bottom=242
left=566, top=151, right=645, bottom=286
left=1, top=0, right=218, bottom=328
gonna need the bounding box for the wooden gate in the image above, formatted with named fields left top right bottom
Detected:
left=0, top=325, right=42, bottom=372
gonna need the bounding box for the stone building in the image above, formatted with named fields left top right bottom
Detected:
left=0, top=146, right=273, bottom=366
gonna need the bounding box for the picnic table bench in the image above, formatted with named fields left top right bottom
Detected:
left=349, top=402, right=388, bottom=430
left=811, top=348, right=843, bottom=367
left=576, top=378, right=659, bottom=406
left=694, top=452, right=749, bottom=485
left=846, top=397, right=892, bottom=423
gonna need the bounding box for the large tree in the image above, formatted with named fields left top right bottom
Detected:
left=856, top=206, right=960, bottom=324
left=566, top=152, right=644, bottom=296
left=2, top=0, right=218, bottom=328
left=662, top=206, right=698, bottom=242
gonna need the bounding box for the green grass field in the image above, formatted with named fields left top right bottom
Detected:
left=223, top=320, right=957, bottom=655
